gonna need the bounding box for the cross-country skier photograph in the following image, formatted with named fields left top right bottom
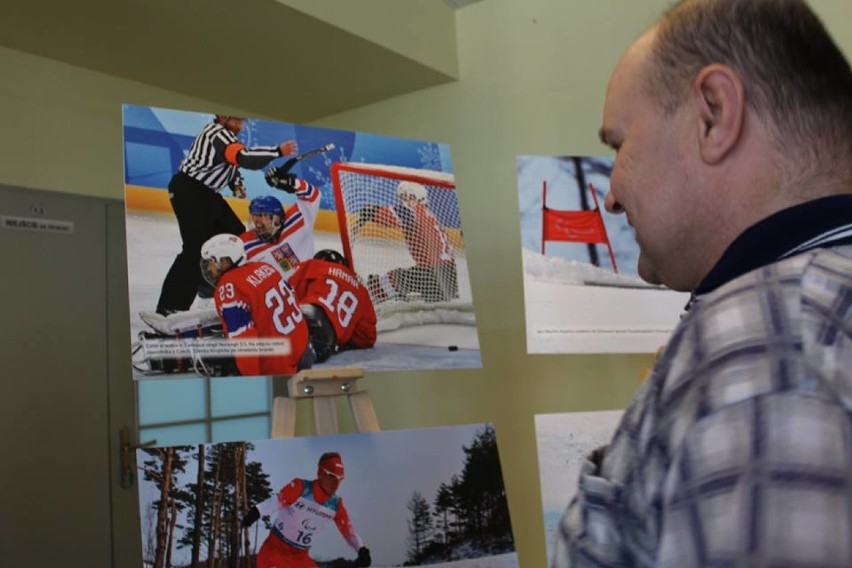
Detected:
left=136, top=424, right=518, bottom=567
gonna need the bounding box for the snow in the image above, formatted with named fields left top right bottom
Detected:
left=522, top=249, right=689, bottom=353
left=523, top=248, right=659, bottom=288
left=534, top=411, right=623, bottom=561
left=406, top=552, right=519, bottom=567
left=126, top=210, right=481, bottom=377
left=331, top=553, right=518, bottom=568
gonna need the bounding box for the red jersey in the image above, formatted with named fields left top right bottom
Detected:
left=289, top=259, right=377, bottom=349
left=374, top=202, right=454, bottom=267
left=256, top=478, right=363, bottom=568
left=214, top=261, right=310, bottom=376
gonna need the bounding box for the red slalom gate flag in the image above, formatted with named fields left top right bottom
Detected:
left=542, top=208, right=608, bottom=243
left=540, top=181, right=618, bottom=272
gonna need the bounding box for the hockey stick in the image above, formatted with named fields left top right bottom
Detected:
left=279, top=143, right=336, bottom=174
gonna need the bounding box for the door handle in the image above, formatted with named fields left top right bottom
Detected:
left=119, top=426, right=157, bottom=489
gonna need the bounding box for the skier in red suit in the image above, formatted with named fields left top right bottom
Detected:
left=242, top=453, right=371, bottom=568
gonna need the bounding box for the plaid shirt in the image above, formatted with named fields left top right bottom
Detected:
left=554, top=196, right=852, bottom=567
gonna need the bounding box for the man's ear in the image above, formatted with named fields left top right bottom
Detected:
left=691, top=64, right=745, bottom=164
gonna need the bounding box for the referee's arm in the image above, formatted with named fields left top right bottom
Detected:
left=217, top=136, right=297, bottom=170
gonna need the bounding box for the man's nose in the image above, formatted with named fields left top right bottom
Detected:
left=604, top=190, right=625, bottom=214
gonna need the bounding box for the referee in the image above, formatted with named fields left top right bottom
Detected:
left=155, top=114, right=297, bottom=316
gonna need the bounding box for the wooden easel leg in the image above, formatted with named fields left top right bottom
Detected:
left=273, top=367, right=380, bottom=437
left=349, top=391, right=380, bottom=433
left=271, top=397, right=297, bottom=439
left=313, top=397, right=339, bottom=436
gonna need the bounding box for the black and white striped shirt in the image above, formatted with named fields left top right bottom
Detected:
left=179, top=121, right=282, bottom=191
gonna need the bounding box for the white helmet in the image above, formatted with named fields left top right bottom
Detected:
left=200, top=234, right=245, bottom=285
left=397, top=181, right=429, bottom=205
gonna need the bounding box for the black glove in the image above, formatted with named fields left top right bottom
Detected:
left=355, top=546, right=371, bottom=567
left=359, top=204, right=379, bottom=222
left=354, top=204, right=379, bottom=233
left=265, top=167, right=298, bottom=193
left=241, top=506, right=260, bottom=528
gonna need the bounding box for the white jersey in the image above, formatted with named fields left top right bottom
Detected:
left=271, top=492, right=337, bottom=549
left=257, top=478, right=363, bottom=552
left=241, top=180, right=320, bottom=281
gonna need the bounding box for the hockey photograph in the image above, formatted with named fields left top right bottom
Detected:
left=516, top=155, right=688, bottom=353
left=136, top=424, right=517, bottom=568
left=124, top=105, right=480, bottom=379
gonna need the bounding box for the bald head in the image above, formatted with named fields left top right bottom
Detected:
left=598, top=0, right=852, bottom=291
left=644, top=0, right=852, bottom=187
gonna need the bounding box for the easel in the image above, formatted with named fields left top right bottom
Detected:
left=270, top=367, right=380, bottom=438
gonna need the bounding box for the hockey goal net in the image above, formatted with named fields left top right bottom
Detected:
left=331, top=162, right=475, bottom=330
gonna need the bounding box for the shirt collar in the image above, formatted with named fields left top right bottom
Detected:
left=693, top=194, right=852, bottom=299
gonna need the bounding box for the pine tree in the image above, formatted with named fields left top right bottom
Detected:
left=140, top=446, right=190, bottom=568
left=191, top=444, right=205, bottom=567
left=172, top=442, right=272, bottom=566
left=455, top=425, right=513, bottom=546
left=433, top=483, right=456, bottom=551
left=405, top=491, right=434, bottom=563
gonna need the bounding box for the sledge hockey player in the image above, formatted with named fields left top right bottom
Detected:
left=358, top=180, right=458, bottom=303
left=240, top=170, right=321, bottom=281
left=242, top=452, right=372, bottom=568
left=140, top=164, right=319, bottom=337
left=288, top=250, right=377, bottom=363
left=200, top=233, right=314, bottom=376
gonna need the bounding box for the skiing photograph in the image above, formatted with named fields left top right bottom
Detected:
left=533, top=411, right=623, bottom=564
left=516, top=155, right=688, bottom=353
left=124, top=105, right=481, bottom=379
left=136, top=424, right=518, bottom=567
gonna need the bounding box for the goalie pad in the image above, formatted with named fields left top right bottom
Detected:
left=391, top=264, right=459, bottom=303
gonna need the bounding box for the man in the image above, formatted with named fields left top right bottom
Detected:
left=554, top=1, right=852, bottom=567
left=359, top=180, right=458, bottom=303
left=156, top=114, right=298, bottom=315
left=243, top=452, right=371, bottom=568
left=289, top=249, right=377, bottom=363
left=240, top=174, right=321, bottom=281
left=200, top=233, right=313, bottom=376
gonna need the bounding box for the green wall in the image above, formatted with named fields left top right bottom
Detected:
left=0, top=46, right=256, bottom=200
left=309, top=0, right=852, bottom=565
left=1, top=0, right=849, bottom=566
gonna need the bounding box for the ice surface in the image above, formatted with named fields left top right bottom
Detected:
left=126, top=211, right=481, bottom=377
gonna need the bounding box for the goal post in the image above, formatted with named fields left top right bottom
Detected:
left=331, top=162, right=475, bottom=330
